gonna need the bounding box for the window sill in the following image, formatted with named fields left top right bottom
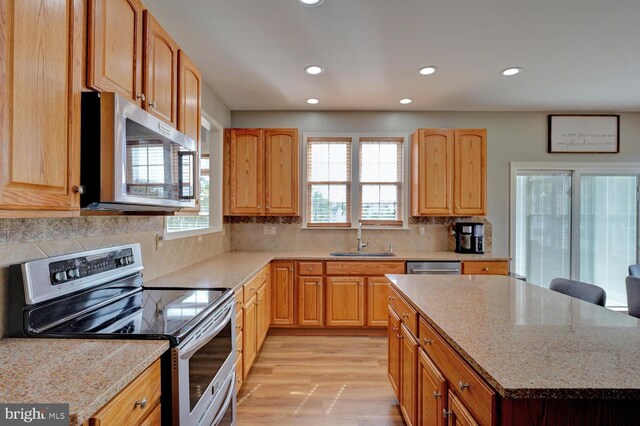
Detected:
left=301, top=225, right=410, bottom=231
left=162, top=226, right=223, bottom=241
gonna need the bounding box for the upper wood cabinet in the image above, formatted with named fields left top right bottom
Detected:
left=411, top=128, right=486, bottom=217
left=453, top=129, right=486, bottom=216
left=411, top=129, right=454, bottom=216
left=0, top=0, right=82, bottom=215
left=177, top=50, right=201, bottom=143
left=225, top=128, right=299, bottom=216
left=87, top=0, right=144, bottom=106
left=143, top=11, right=178, bottom=126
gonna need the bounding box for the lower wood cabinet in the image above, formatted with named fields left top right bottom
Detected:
left=271, top=261, right=295, bottom=325
left=367, top=276, right=390, bottom=326
left=256, top=279, right=270, bottom=351
left=326, top=277, right=365, bottom=326
left=243, top=294, right=257, bottom=378
left=461, top=260, right=509, bottom=276
left=89, top=359, right=161, bottom=425
left=418, top=348, right=447, bottom=426
left=447, top=390, right=479, bottom=426
left=298, top=276, right=324, bottom=326
left=400, top=323, right=419, bottom=426
left=388, top=307, right=401, bottom=398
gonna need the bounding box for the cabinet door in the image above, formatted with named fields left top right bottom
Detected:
left=411, top=129, right=454, bottom=216
left=418, top=349, right=448, bottom=426
left=400, top=323, right=419, bottom=426
left=453, top=129, right=486, bottom=216
left=143, top=11, right=178, bottom=126
left=271, top=261, right=294, bottom=325
left=256, top=282, right=269, bottom=351
left=243, top=295, right=257, bottom=378
left=326, top=277, right=365, bottom=326
left=298, top=277, right=323, bottom=326
left=446, top=391, right=479, bottom=426
left=0, top=0, right=82, bottom=213
left=87, top=0, right=144, bottom=105
left=228, top=129, right=264, bottom=214
left=264, top=129, right=298, bottom=215
left=367, top=277, right=390, bottom=326
left=388, top=306, right=401, bottom=399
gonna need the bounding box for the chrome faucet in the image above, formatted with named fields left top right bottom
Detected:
left=357, top=222, right=369, bottom=253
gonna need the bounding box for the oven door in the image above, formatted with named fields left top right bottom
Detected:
left=113, top=93, right=197, bottom=209
left=172, top=298, right=236, bottom=426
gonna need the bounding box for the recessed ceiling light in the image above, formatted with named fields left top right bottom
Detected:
left=306, top=98, right=319, bottom=105
left=399, top=98, right=412, bottom=105
left=304, top=65, right=324, bottom=75
left=418, top=66, right=437, bottom=76
left=501, top=67, right=523, bottom=76
left=298, top=0, right=324, bottom=6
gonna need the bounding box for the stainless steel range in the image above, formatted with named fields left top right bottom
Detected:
left=8, top=244, right=236, bottom=426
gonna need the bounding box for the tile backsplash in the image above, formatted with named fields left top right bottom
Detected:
left=0, top=217, right=230, bottom=337
left=230, top=217, right=492, bottom=252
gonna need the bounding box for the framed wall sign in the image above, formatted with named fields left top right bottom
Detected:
left=548, top=115, right=620, bottom=153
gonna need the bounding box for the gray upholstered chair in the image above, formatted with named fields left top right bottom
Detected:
left=626, top=276, right=640, bottom=318
left=549, top=278, right=607, bottom=307
left=628, top=264, right=640, bottom=277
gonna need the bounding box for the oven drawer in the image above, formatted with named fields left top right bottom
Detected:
left=89, top=359, right=161, bottom=425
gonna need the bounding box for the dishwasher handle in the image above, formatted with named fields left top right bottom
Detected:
left=411, top=268, right=460, bottom=274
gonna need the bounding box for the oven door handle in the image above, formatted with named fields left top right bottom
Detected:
left=211, top=375, right=234, bottom=426
left=180, top=302, right=233, bottom=360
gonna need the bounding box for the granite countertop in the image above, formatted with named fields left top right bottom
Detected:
left=387, top=274, right=640, bottom=399
left=0, top=339, right=168, bottom=426
left=144, top=250, right=509, bottom=291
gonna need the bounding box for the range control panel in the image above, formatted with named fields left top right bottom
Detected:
left=48, top=248, right=135, bottom=285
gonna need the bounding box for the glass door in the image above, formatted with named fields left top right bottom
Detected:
left=578, top=175, right=638, bottom=307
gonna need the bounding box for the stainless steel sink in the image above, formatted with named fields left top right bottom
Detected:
left=330, top=252, right=396, bottom=257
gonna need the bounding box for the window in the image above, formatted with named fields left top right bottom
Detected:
left=304, top=133, right=407, bottom=228
left=165, top=113, right=223, bottom=237
left=511, top=163, right=640, bottom=308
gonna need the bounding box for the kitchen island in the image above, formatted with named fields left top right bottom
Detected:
left=386, top=274, right=640, bottom=425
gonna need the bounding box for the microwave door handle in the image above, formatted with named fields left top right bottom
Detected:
left=178, top=151, right=197, bottom=200
left=179, top=303, right=233, bottom=360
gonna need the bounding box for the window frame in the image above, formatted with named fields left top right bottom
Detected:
left=302, top=133, right=409, bottom=230
left=164, top=111, right=224, bottom=240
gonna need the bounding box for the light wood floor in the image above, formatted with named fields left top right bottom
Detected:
left=236, top=335, right=405, bottom=426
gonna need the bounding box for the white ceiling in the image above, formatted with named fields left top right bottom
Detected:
left=144, top=0, right=640, bottom=111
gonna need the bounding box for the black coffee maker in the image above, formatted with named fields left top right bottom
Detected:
left=455, top=222, right=484, bottom=254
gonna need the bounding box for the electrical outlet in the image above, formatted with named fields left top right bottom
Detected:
left=156, top=234, right=164, bottom=251
left=263, top=225, right=276, bottom=236
left=418, top=226, right=426, bottom=236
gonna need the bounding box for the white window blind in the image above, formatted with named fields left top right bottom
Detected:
left=359, top=138, right=403, bottom=225
left=306, top=138, right=352, bottom=226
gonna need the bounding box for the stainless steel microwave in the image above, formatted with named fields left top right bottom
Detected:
left=80, top=92, right=197, bottom=212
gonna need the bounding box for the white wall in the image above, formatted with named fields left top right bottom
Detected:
left=231, top=111, right=640, bottom=256
left=202, top=83, right=231, bottom=128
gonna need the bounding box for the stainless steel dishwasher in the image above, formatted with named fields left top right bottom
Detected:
left=406, top=261, right=461, bottom=275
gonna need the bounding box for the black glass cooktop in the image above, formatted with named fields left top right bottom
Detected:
left=25, top=274, right=230, bottom=345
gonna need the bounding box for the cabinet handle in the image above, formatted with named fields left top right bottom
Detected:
left=149, top=101, right=157, bottom=108
left=392, top=326, right=398, bottom=331
left=443, top=409, right=452, bottom=418
left=397, top=334, right=403, bottom=339
left=307, top=267, right=313, bottom=271
left=423, top=338, right=433, bottom=345
left=402, top=313, right=409, bottom=318
left=459, top=381, right=470, bottom=391
left=136, top=93, right=146, bottom=102
left=73, top=185, right=86, bottom=194
left=482, top=267, right=490, bottom=271
left=134, top=398, right=147, bottom=409
left=257, top=204, right=261, bottom=209
left=388, top=296, right=395, bottom=301
left=433, top=390, right=441, bottom=399
left=266, top=204, right=270, bottom=209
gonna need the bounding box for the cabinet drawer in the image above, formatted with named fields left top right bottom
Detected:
left=138, top=403, right=161, bottom=426
left=90, top=359, right=161, bottom=426
left=419, top=318, right=495, bottom=426
left=389, top=286, right=418, bottom=337
left=461, top=261, right=508, bottom=276
left=244, top=266, right=268, bottom=304
left=326, top=261, right=405, bottom=276
left=298, top=261, right=323, bottom=275
left=235, top=310, right=243, bottom=334
left=234, top=288, right=244, bottom=312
